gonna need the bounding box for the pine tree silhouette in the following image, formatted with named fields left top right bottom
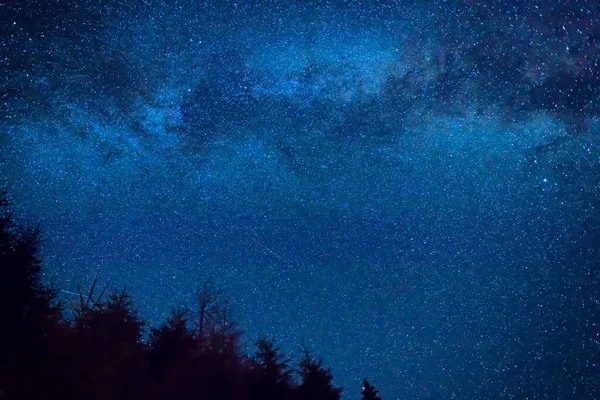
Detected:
left=362, top=379, right=382, bottom=400
left=250, top=337, right=295, bottom=400
left=67, top=288, right=148, bottom=400
left=147, top=306, right=200, bottom=398
left=298, top=349, right=343, bottom=400
left=0, top=190, right=62, bottom=398
left=0, top=189, right=375, bottom=400
left=148, top=307, right=195, bottom=382
left=253, top=337, right=293, bottom=385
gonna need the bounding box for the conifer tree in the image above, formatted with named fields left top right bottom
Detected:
left=249, top=337, right=295, bottom=400
left=148, top=307, right=196, bottom=383
left=0, top=190, right=62, bottom=398
left=253, top=337, right=293, bottom=385
left=68, top=288, right=147, bottom=400
left=298, top=349, right=342, bottom=400
left=362, top=379, right=382, bottom=400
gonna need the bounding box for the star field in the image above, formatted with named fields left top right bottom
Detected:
left=1, top=1, right=600, bottom=399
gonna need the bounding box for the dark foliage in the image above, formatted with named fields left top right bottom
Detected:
left=0, top=191, right=351, bottom=399
left=4, top=184, right=597, bottom=399
left=0, top=190, right=63, bottom=399
left=361, top=379, right=382, bottom=400
left=298, top=350, right=343, bottom=400
left=148, top=307, right=196, bottom=383
left=250, top=337, right=295, bottom=400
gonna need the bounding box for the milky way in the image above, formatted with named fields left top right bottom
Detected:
left=2, top=1, right=600, bottom=398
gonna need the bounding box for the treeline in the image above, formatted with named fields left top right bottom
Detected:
left=0, top=190, right=382, bottom=400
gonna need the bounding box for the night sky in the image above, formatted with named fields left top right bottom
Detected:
left=2, top=1, right=600, bottom=398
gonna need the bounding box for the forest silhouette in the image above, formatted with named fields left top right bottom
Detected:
left=0, top=189, right=380, bottom=400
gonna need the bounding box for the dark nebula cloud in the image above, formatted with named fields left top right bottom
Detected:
left=2, top=0, right=600, bottom=398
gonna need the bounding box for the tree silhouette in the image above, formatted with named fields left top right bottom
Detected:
left=192, top=284, right=245, bottom=400
left=195, top=283, right=243, bottom=356
left=148, top=306, right=195, bottom=383
left=298, top=349, right=343, bottom=400
left=199, top=290, right=243, bottom=362
left=0, top=190, right=62, bottom=398
left=197, top=282, right=220, bottom=343
left=0, top=189, right=359, bottom=400
left=147, top=306, right=200, bottom=398
left=67, top=289, right=148, bottom=400
left=250, top=337, right=295, bottom=400
left=252, top=337, right=293, bottom=385
left=362, top=379, right=382, bottom=400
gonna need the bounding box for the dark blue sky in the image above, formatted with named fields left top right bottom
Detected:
left=2, top=1, right=599, bottom=398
